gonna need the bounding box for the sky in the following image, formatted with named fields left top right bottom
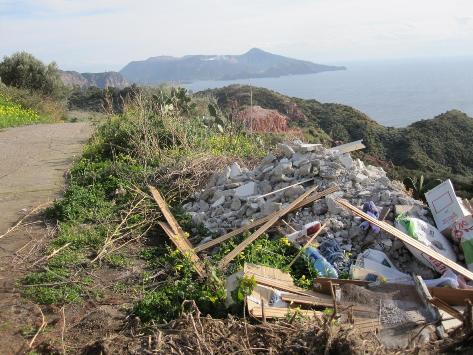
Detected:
left=1, top=0, right=473, bottom=72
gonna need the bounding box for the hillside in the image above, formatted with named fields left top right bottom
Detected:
left=59, top=70, right=130, bottom=89
left=201, top=85, right=473, bottom=195
left=120, top=48, right=345, bottom=84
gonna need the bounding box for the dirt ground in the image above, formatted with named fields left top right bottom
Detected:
left=0, top=122, right=93, bottom=354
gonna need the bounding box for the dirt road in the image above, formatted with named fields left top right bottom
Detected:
left=0, top=122, right=93, bottom=353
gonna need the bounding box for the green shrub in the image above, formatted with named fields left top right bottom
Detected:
left=0, top=51, right=67, bottom=99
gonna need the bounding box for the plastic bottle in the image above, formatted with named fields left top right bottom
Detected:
left=304, top=246, right=339, bottom=278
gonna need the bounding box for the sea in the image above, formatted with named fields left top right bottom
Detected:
left=184, top=57, right=473, bottom=128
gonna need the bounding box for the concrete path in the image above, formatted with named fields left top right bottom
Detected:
left=0, top=122, right=93, bottom=353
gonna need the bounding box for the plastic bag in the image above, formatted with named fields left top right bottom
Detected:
left=395, top=216, right=456, bottom=273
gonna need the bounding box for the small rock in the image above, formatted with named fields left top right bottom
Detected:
left=211, top=196, right=225, bottom=208
left=278, top=143, right=295, bottom=158
left=235, top=181, right=258, bottom=198
left=230, top=162, right=242, bottom=178
left=230, top=197, right=241, bottom=211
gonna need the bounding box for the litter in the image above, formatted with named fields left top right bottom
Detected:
left=424, top=179, right=471, bottom=232
left=304, top=246, right=339, bottom=278
left=395, top=216, right=457, bottom=273
left=359, top=201, right=381, bottom=233
left=451, top=215, right=473, bottom=272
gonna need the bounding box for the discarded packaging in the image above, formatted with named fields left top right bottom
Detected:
left=395, top=216, right=457, bottom=273
left=451, top=215, right=473, bottom=272
left=304, top=246, right=339, bottom=278
left=424, top=179, right=471, bottom=232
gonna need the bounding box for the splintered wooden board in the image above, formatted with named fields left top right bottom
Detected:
left=149, top=185, right=192, bottom=247
left=158, top=221, right=206, bottom=278
left=194, top=185, right=339, bottom=252
left=218, top=186, right=318, bottom=269
left=336, top=199, right=473, bottom=281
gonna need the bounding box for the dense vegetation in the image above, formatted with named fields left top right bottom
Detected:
left=202, top=85, right=473, bottom=197
left=0, top=51, right=66, bottom=99
left=22, top=87, right=327, bottom=324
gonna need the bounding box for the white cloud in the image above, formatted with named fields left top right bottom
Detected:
left=1, top=0, right=472, bottom=71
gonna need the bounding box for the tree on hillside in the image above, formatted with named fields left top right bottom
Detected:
left=0, top=51, right=66, bottom=98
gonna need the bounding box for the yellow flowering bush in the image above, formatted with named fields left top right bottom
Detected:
left=0, top=93, right=48, bottom=128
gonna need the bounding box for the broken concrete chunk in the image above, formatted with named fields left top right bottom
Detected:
left=235, top=181, right=258, bottom=198
left=278, top=143, right=295, bottom=158
left=211, top=196, right=225, bottom=208
left=230, top=162, right=242, bottom=178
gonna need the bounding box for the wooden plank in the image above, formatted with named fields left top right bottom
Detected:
left=249, top=305, right=322, bottom=319
left=430, top=297, right=464, bottom=321
left=328, top=139, right=366, bottom=154
left=336, top=199, right=473, bottom=281
left=429, top=287, right=473, bottom=306
left=218, top=186, right=319, bottom=269
left=149, top=185, right=192, bottom=247
left=194, top=185, right=339, bottom=253
left=313, top=278, right=371, bottom=295
left=287, top=223, right=326, bottom=268
left=250, top=274, right=319, bottom=298
left=281, top=294, right=374, bottom=314
left=158, top=221, right=206, bottom=278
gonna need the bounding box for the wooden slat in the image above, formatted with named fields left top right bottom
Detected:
left=158, top=221, right=206, bottom=278
left=149, top=185, right=192, bottom=247
left=313, top=278, right=371, bottom=295
left=430, top=297, right=464, bottom=321
left=218, top=187, right=318, bottom=269
left=281, top=294, right=374, bottom=313
left=194, top=185, right=339, bottom=253
left=249, top=305, right=322, bottom=319
left=429, top=287, right=473, bottom=306
left=288, top=223, right=326, bottom=267
left=250, top=274, right=320, bottom=298
left=336, top=199, right=473, bottom=281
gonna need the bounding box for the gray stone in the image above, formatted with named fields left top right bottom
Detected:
left=235, top=181, right=258, bottom=198
left=216, top=166, right=231, bottom=185
left=279, top=143, right=295, bottom=158
left=230, top=162, right=242, bottom=178
left=211, top=196, right=225, bottom=208
left=338, top=154, right=353, bottom=169
left=262, top=201, right=282, bottom=215
left=298, top=163, right=312, bottom=177
left=199, top=200, right=210, bottom=212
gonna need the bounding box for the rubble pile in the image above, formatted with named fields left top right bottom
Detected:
left=184, top=141, right=433, bottom=275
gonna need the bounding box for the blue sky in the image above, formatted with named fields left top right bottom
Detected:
left=1, top=0, right=473, bottom=72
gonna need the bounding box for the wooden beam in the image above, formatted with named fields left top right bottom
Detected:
left=336, top=199, right=473, bottom=281
left=194, top=185, right=339, bottom=253
left=218, top=187, right=318, bottom=269
left=252, top=178, right=315, bottom=200
left=158, top=221, right=206, bottom=278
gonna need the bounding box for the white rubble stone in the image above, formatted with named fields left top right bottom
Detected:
left=278, top=143, right=295, bottom=158
left=230, top=162, right=242, bottom=178
left=211, top=196, right=225, bottom=208
left=235, top=181, right=258, bottom=198
left=338, top=153, right=353, bottom=169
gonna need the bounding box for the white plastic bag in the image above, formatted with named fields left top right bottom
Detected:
left=395, top=217, right=456, bottom=273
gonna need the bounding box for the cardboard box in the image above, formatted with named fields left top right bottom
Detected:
left=425, top=179, right=471, bottom=232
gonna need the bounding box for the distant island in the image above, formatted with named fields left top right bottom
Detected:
left=119, top=48, right=346, bottom=84
left=59, top=70, right=130, bottom=89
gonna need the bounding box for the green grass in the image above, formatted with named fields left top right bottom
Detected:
left=21, top=88, right=326, bottom=322
left=0, top=94, right=51, bottom=128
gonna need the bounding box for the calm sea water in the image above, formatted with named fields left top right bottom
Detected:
left=184, top=57, right=473, bottom=127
